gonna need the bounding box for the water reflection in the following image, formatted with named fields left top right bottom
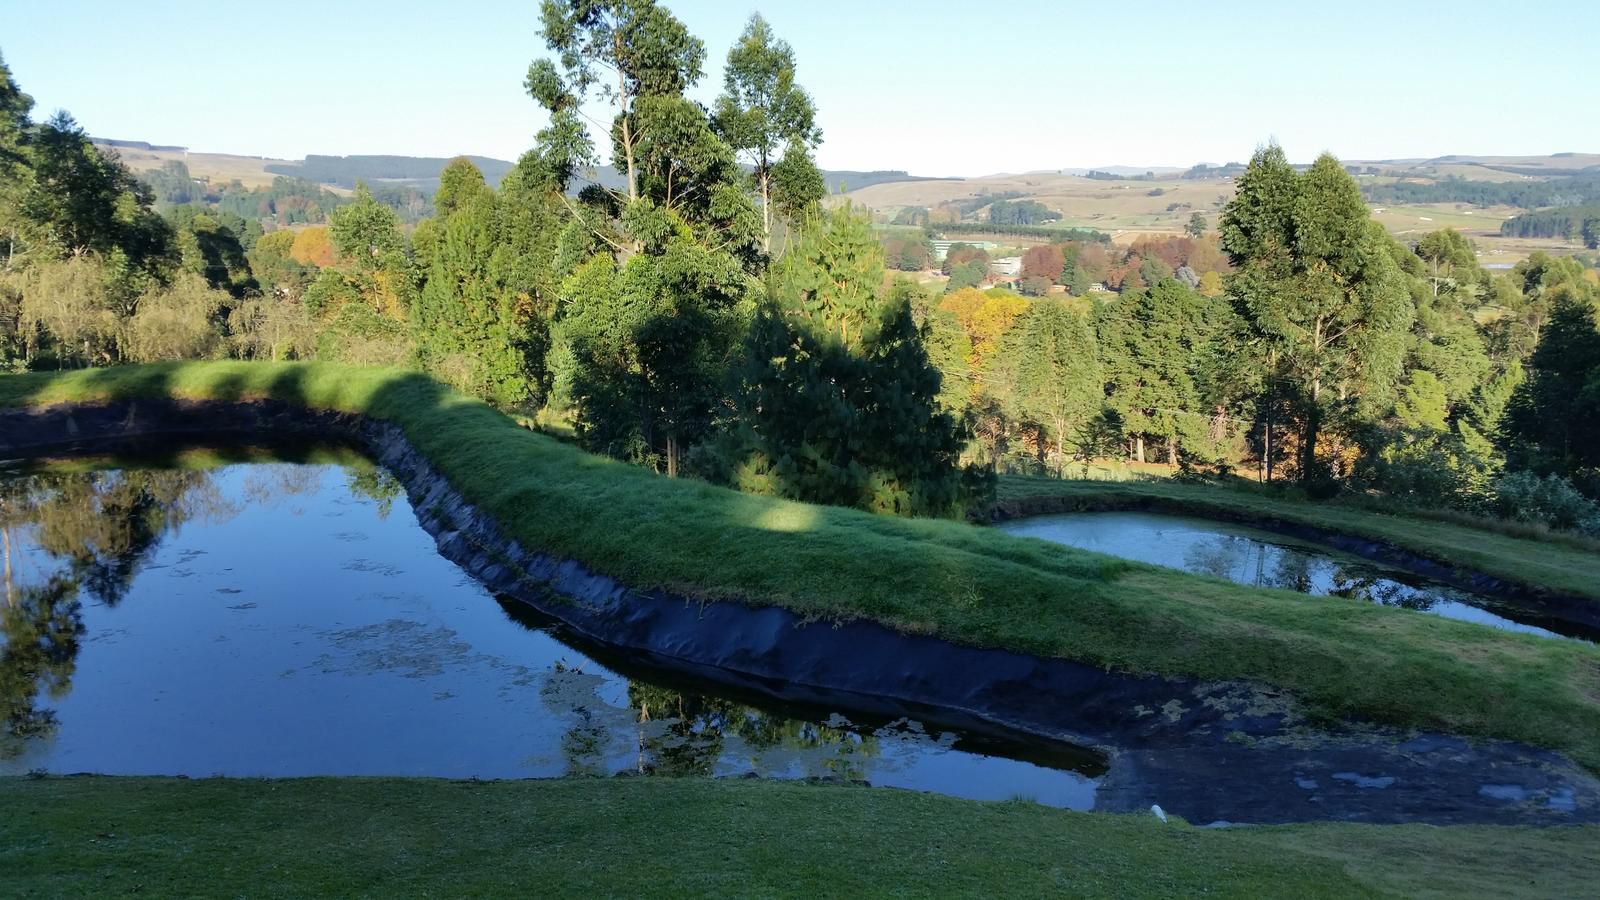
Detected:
left=1001, top=512, right=1592, bottom=642
left=0, top=459, right=1102, bottom=808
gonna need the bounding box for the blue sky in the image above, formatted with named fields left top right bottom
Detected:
left=5, top=0, right=1595, bottom=175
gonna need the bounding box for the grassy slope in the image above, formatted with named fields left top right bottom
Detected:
left=4, top=777, right=1596, bottom=899
left=997, top=476, right=1600, bottom=602
left=4, top=362, right=1600, bottom=773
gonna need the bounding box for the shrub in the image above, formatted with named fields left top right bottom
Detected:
left=1491, top=471, right=1600, bottom=531
left=123, top=275, right=227, bottom=363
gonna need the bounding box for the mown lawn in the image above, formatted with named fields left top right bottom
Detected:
left=3, top=362, right=1600, bottom=774
left=3, top=776, right=1595, bottom=899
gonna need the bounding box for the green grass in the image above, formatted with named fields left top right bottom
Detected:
left=4, top=362, right=1600, bottom=774
left=3, top=776, right=1595, bottom=898
left=996, top=476, right=1600, bottom=602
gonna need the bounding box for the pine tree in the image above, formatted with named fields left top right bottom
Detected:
left=1503, top=296, right=1600, bottom=474
left=1222, top=146, right=1414, bottom=481
left=1006, top=298, right=1101, bottom=472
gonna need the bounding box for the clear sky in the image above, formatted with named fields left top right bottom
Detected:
left=5, top=0, right=1595, bottom=176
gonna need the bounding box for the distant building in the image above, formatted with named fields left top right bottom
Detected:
left=929, top=239, right=998, bottom=262
left=990, top=257, right=1023, bottom=277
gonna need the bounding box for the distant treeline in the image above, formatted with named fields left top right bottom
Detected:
left=1183, top=163, right=1246, bottom=179
left=939, top=223, right=1109, bottom=242
left=1501, top=205, right=1600, bottom=245
left=988, top=198, right=1057, bottom=226
left=1364, top=172, right=1600, bottom=209
left=268, top=154, right=517, bottom=190
left=950, top=191, right=1024, bottom=217
left=1085, top=170, right=1157, bottom=181
left=822, top=170, right=950, bottom=192
left=139, top=160, right=433, bottom=224
left=94, top=137, right=186, bottom=152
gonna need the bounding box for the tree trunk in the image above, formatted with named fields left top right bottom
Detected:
left=1168, top=438, right=1177, bottom=467
left=1263, top=416, right=1272, bottom=483
left=666, top=435, right=679, bottom=479
left=760, top=170, right=772, bottom=254
left=3, top=527, right=12, bottom=609
left=1301, top=405, right=1320, bottom=480
left=613, top=37, right=638, bottom=205
left=1134, top=435, right=1145, bottom=464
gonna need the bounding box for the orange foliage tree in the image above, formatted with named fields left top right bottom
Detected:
left=288, top=226, right=337, bottom=268
left=938, top=287, right=1029, bottom=373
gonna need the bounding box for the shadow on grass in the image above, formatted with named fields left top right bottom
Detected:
left=6, top=362, right=1600, bottom=781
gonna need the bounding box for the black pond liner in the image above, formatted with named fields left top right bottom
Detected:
left=3, top=398, right=1598, bottom=827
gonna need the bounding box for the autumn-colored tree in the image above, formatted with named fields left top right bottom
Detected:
left=1185, top=234, right=1228, bottom=275
left=288, top=226, right=336, bottom=268
left=941, top=243, right=989, bottom=276
left=938, top=287, right=1028, bottom=374
left=1021, top=244, right=1064, bottom=281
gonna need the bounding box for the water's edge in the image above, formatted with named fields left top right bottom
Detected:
left=983, top=495, right=1600, bottom=635
left=3, top=398, right=1597, bottom=827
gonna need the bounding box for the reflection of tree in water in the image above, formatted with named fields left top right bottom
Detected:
left=1182, top=535, right=1318, bottom=592
left=0, top=577, right=83, bottom=757
left=542, top=657, right=880, bottom=780
left=1181, top=533, right=1441, bottom=611
left=1268, top=549, right=1317, bottom=595
left=0, top=468, right=227, bottom=754
left=9, top=470, right=226, bottom=606
left=344, top=464, right=403, bottom=520
left=621, top=681, right=881, bottom=780
left=1182, top=536, right=1255, bottom=582
left=240, top=464, right=320, bottom=511
left=1327, top=572, right=1437, bottom=611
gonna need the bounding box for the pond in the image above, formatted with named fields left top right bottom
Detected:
left=0, top=456, right=1101, bottom=808
left=998, top=511, right=1593, bottom=642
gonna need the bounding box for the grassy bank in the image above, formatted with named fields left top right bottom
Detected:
left=4, top=776, right=1596, bottom=898
left=3, top=362, right=1600, bottom=773
left=996, top=476, right=1600, bottom=602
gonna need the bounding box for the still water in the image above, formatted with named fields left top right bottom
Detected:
left=999, top=511, right=1588, bottom=642
left=0, top=459, right=1100, bottom=807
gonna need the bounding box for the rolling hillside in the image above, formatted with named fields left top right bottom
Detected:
left=842, top=153, right=1598, bottom=262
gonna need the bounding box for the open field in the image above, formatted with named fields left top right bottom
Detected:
left=1370, top=204, right=1517, bottom=235
left=846, top=172, right=1232, bottom=235
left=4, top=362, right=1600, bottom=773
left=97, top=144, right=305, bottom=191
left=846, top=155, right=1594, bottom=265
left=5, top=776, right=1598, bottom=898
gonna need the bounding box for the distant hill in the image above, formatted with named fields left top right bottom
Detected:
left=95, top=138, right=946, bottom=202
left=266, top=154, right=518, bottom=191
left=572, top=164, right=945, bottom=195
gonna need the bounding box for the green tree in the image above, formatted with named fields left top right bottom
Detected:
left=1221, top=146, right=1414, bottom=481
left=1098, top=280, right=1201, bottom=464
left=1186, top=212, right=1207, bottom=238
left=529, top=1, right=764, bottom=478
left=413, top=161, right=546, bottom=408
left=767, top=139, right=825, bottom=226
left=710, top=211, right=986, bottom=516
left=1005, top=298, right=1101, bottom=471
left=713, top=14, right=821, bottom=251
left=526, top=0, right=706, bottom=205
left=1503, top=295, right=1600, bottom=477
left=329, top=183, right=405, bottom=273
left=1416, top=228, right=1477, bottom=298
left=774, top=203, right=882, bottom=349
